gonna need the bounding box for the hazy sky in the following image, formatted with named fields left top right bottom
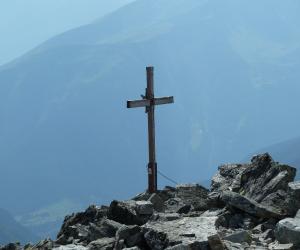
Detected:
left=0, top=0, right=134, bottom=66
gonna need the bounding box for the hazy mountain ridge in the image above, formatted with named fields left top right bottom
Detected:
left=1, top=0, right=300, bottom=240
left=0, top=208, right=37, bottom=245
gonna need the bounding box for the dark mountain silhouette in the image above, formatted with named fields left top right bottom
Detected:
left=0, top=0, right=300, bottom=222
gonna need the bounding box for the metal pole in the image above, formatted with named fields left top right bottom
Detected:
left=146, top=66, right=157, bottom=193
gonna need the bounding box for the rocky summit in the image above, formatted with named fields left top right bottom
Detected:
left=2, top=153, right=300, bottom=250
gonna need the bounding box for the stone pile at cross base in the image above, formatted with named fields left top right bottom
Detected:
left=2, top=153, right=300, bottom=250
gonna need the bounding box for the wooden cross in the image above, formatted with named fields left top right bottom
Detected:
left=127, top=66, right=174, bottom=193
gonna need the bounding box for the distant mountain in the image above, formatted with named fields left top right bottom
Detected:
left=0, top=208, right=37, bottom=245
left=1, top=0, right=300, bottom=222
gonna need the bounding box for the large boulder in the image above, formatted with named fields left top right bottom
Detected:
left=107, top=200, right=153, bottom=226
left=275, top=210, right=300, bottom=247
left=142, top=210, right=220, bottom=249
left=56, top=219, right=122, bottom=245
left=221, top=191, right=283, bottom=219
left=211, top=153, right=297, bottom=217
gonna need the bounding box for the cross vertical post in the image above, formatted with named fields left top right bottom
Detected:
left=127, top=66, right=174, bottom=193
left=146, top=67, right=157, bottom=193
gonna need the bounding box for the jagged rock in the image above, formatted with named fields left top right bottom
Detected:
left=223, top=230, right=252, bottom=244
left=135, top=201, right=154, bottom=215
left=0, top=243, right=22, bottom=250
left=175, top=184, right=209, bottom=211
left=116, top=225, right=144, bottom=248
left=164, top=198, right=188, bottom=214
left=275, top=210, right=300, bottom=247
left=87, top=238, right=115, bottom=250
left=107, top=200, right=152, bottom=226
left=25, top=238, right=58, bottom=249
left=287, top=181, right=300, bottom=215
left=211, top=164, right=249, bottom=193
left=56, top=219, right=122, bottom=245
left=207, top=234, right=225, bottom=250
left=143, top=210, right=219, bottom=248
left=240, top=154, right=296, bottom=214
left=53, top=245, right=88, bottom=250
left=221, top=191, right=283, bottom=218
left=211, top=153, right=297, bottom=217
left=143, top=229, right=169, bottom=250
left=148, top=193, right=165, bottom=212
left=268, top=243, right=294, bottom=250
left=57, top=205, right=108, bottom=242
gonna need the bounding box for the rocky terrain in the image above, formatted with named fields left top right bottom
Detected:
left=2, top=153, right=300, bottom=249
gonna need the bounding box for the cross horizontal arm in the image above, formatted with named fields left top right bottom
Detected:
left=127, top=99, right=150, bottom=108
left=153, top=96, right=174, bottom=106
left=127, top=96, right=174, bottom=109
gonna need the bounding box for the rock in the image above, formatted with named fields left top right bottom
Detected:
left=135, top=201, right=154, bottom=215
left=143, top=229, right=169, bottom=250
left=116, top=225, right=144, bottom=248
left=26, top=238, right=58, bottom=249
left=143, top=210, right=219, bottom=248
left=211, top=153, right=297, bottom=217
left=164, top=198, right=187, bottom=214
left=53, top=245, right=88, bottom=250
left=87, top=238, right=115, bottom=250
left=57, top=205, right=108, bottom=242
left=268, top=243, right=294, bottom=250
left=211, top=164, right=248, bottom=192
left=240, top=154, right=296, bottom=210
left=0, top=243, right=22, bottom=250
left=148, top=193, right=165, bottom=212
left=221, top=191, right=283, bottom=218
left=287, top=181, right=300, bottom=215
left=222, top=241, right=244, bottom=250
left=175, top=184, right=209, bottom=211
left=107, top=200, right=142, bottom=225
left=275, top=214, right=300, bottom=247
left=207, top=234, right=225, bottom=250
left=56, top=219, right=122, bottom=245
left=223, top=230, right=252, bottom=244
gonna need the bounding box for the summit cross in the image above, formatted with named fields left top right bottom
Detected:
left=127, top=66, right=174, bottom=193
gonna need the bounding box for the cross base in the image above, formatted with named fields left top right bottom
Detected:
left=148, top=162, right=157, bottom=193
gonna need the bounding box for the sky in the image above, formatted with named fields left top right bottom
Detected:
left=0, top=0, right=134, bottom=66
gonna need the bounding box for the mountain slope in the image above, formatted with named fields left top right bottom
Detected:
left=1, top=0, right=300, bottom=218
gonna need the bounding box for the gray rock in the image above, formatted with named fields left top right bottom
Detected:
left=143, top=210, right=219, bottom=248
left=27, top=238, right=58, bottom=250
left=116, top=225, right=144, bottom=248
left=175, top=184, right=209, bottom=211
left=268, top=243, right=294, bottom=250
left=143, top=229, right=169, bottom=250
left=211, top=163, right=249, bottom=193
left=148, top=193, right=165, bottom=212
left=56, top=219, right=122, bottom=245
left=223, top=230, right=252, bottom=244
left=53, top=245, right=88, bottom=250
left=275, top=215, right=300, bottom=247
left=287, top=181, right=300, bottom=215
left=0, top=243, right=22, bottom=250
left=107, top=200, right=147, bottom=225
left=135, top=201, right=154, bottom=215
left=57, top=205, right=108, bottom=244
left=207, top=234, right=225, bottom=250
left=87, top=238, right=115, bottom=250
left=164, top=198, right=189, bottom=214
left=221, top=191, right=283, bottom=218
